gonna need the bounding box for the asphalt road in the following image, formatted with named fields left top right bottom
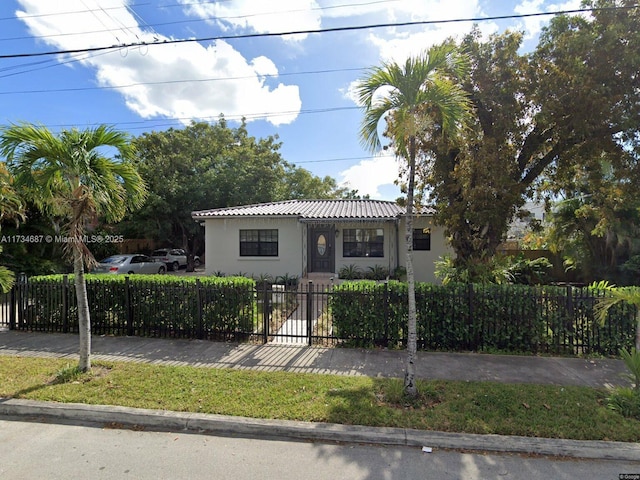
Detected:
left=2, top=419, right=639, bottom=480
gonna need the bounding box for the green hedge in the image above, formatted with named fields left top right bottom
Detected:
left=15, top=276, right=637, bottom=354
left=21, top=274, right=256, bottom=340
left=331, top=282, right=636, bottom=355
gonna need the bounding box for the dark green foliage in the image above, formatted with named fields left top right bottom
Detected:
left=508, top=256, right=552, bottom=285
left=119, top=120, right=346, bottom=255
left=428, top=5, right=640, bottom=279
left=330, top=281, right=402, bottom=347
left=275, top=273, right=299, bottom=289
left=21, top=274, right=256, bottom=340
left=600, top=347, right=639, bottom=418
left=365, top=265, right=390, bottom=281
left=435, top=254, right=552, bottom=286
left=14, top=276, right=637, bottom=355
left=338, top=264, right=363, bottom=280
left=608, top=387, right=640, bottom=420
left=331, top=282, right=636, bottom=354
left=337, top=264, right=390, bottom=281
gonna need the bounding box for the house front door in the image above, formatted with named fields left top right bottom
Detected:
left=309, top=226, right=335, bottom=273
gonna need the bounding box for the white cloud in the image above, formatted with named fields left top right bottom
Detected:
left=339, top=154, right=400, bottom=199
left=514, top=0, right=583, bottom=40
left=16, top=0, right=302, bottom=126
left=179, top=0, right=322, bottom=42
left=364, top=0, right=494, bottom=63
left=341, top=80, right=361, bottom=105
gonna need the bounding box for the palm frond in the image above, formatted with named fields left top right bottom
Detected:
left=354, top=41, right=471, bottom=159
left=1, top=122, right=147, bottom=268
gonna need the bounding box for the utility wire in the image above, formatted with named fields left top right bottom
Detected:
left=1, top=5, right=637, bottom=60
left=0, top=67, right=366, bottom=95
left=0, top=0, right=399, bottom=43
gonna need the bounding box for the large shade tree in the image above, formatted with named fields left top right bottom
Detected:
left=120, top=119, right=347, bottom=262
left=0, top=123, right=147, bottom=372
left=356, top=42, right=471, bottom=396
left=427, top=1, right=639, bottom=277
left=541, top=157, right=640, bottom=284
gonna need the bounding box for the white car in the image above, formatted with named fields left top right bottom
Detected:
left=93, top=254, right=166, bottom=275
left=151, top=248, right=201, bottom=271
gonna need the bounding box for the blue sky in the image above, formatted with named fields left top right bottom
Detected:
left=0, top=0, right=580, bottom=201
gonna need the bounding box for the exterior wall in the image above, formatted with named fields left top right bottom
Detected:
left=398, top=215, right=452, bottom=284
left=202, top=217, right=303, bottom=278
left=201, top=214, right=451, bottom=283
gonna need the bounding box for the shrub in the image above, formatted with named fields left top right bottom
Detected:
left=23, top=274, right=256, bottom=339
left=365, top=265, right=389, bottom=281
left=607, top=387, right=640, bottom=420
left=275, top=273, right=298, bottom=289
left=338, top=264, right=363, bottom=280
left=330, top=281, right=636, bottom=354
left=435, top=254, right=552, bottom=285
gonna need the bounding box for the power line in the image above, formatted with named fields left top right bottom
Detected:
left=1, top=5, right=637, bottom=60
left=44, top=105, right=361, bottom=132
left=0, top=0, right=400, bottom=44
left=0, top=48, right=128, bottom=80
left=0, top=67, right=366, bottom=95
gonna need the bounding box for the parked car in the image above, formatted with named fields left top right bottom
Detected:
left=151, top=248, right=201, bottom=271
left=93, top=254, right=166, bottom=274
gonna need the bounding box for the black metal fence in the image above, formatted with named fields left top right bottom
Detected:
left=330, top=282, right=637, bottom=356
left=0, top=277, right=636, bottom=356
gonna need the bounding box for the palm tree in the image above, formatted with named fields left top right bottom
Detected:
left=356, top=42, right=471, bottom=396
left=0, top=123, right=147, bottom=371
left=594, top=283, right=640, bottom=391
left=594, top=283, right=640, bottom=352
left=0, top=162, right=24, bottom=292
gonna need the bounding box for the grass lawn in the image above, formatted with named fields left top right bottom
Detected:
left=1, top=356, right=639, bottom=442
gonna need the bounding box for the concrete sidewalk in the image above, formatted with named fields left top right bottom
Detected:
left=1, top=329, right=639, bottom=462
left=0, top=330, right=628, bottom=388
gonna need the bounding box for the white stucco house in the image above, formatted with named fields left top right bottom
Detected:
left=192, top=199, right=451, bottom=284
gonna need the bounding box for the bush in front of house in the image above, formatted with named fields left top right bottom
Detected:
left=22, top=274, right=256, bottom=339
left=330, top=281, right=403, bottom=347
left=330, top=282, right=636, bottom=354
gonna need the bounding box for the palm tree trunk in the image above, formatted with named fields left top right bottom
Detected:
left=404, top=135, right=418, bottom=397
left=73, top=248, right=92, bottom=372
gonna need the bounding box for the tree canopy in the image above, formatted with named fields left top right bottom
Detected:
left=118, top=118, right=348, bottom=255
left=0, top=122, right=146, bottom=371
left=422, top=0, right=640, bottom=279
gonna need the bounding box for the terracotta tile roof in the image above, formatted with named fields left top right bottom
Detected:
left=192, top=199, right=413, bottom=220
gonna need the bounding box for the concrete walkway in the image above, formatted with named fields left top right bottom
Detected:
left=2, top=329, right=639, bottom=462
left=0, top=330, right=628, bottom=387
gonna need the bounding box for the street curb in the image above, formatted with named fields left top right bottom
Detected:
left=2, top=398, right=640, bottom=461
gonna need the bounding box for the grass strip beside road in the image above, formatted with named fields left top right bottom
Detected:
left=1, top=356, right=638, bottom=442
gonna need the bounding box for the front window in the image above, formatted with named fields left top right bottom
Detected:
left=413, top=228, right=431, bottom=251
left=240, top=229, right=278, bottom=256
left=343, top=228, right=384, bottom=257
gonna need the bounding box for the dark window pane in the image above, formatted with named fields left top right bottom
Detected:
left=413, top=228, right=431, bottom=251
left=240, top=229, right=278, bottom=257
left=343, top=228, right=384, bottom=257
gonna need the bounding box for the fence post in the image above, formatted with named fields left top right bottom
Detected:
left=125, top=276, right=133, bottom=336
left=262, top=283, right=269, bottom=344
left=468, top=283, right=475, bottom=350
left=9, top=281, right=17, bottom=330
left=17, top=273, right=26, bottom=330
left=383, top=280, right=389, bottom=348
left=307, top=281, right=313, bottom=346
left=62, top=275, right=69, bottom=333
left=196, top=279, right=204, bottom=339
left=566, top=285, right=574, bottom=354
